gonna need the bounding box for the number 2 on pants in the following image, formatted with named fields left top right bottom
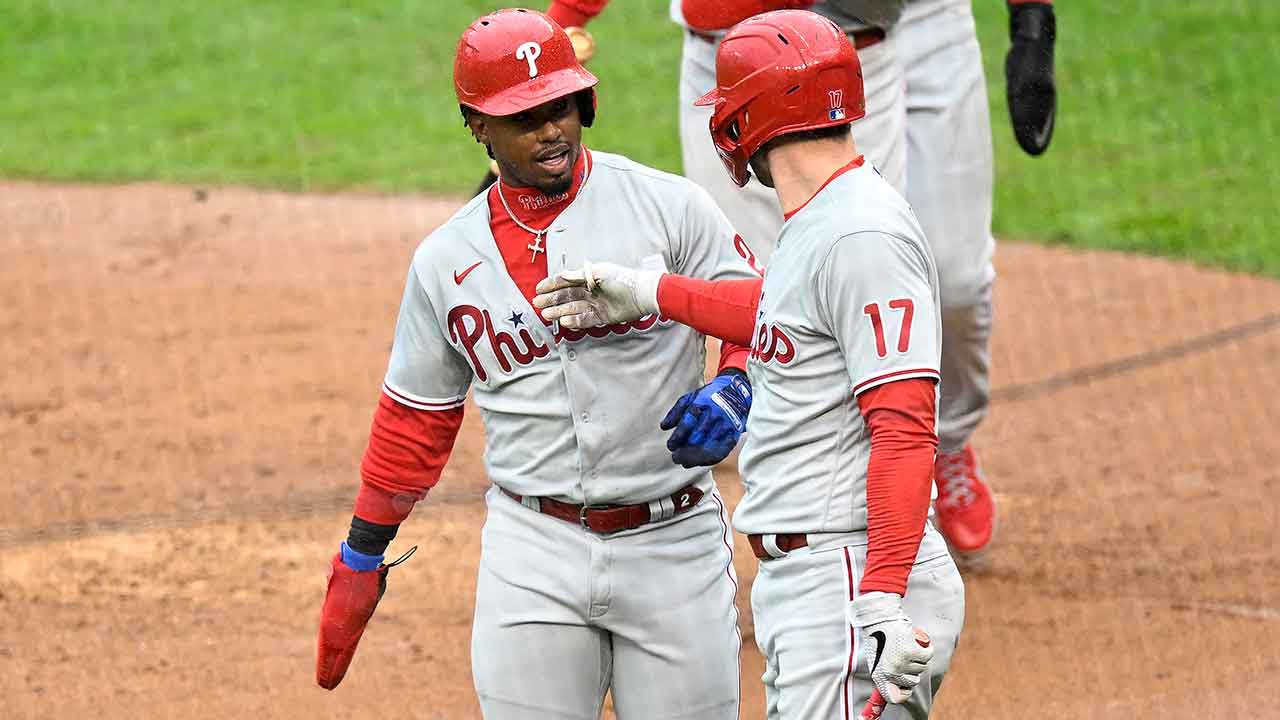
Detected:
left=863, top=299, right=914, bottom=358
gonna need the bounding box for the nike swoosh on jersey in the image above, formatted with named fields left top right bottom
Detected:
left=454, top=261, right=483, bottom=285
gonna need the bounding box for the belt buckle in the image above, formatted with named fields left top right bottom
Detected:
left=579, top=504, right=610, bottom=532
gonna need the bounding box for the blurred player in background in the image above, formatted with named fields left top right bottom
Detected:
left=542, top=0, right=1058, bottom=564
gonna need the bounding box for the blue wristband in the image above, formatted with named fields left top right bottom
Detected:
left=340, top=541, right=384, bottom=571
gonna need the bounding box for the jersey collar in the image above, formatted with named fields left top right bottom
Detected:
left=782, top=154, right=866, bottom=222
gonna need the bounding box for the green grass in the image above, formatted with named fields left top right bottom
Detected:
left=973, top=0, right=1280, bottom=275
left=2, top=0, right=1277, bottom=275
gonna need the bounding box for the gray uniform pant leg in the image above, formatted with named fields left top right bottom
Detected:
left=899, top=0, right=997, bottom=451
left=472, top=486, right=741, bottom=720
left=472, top=487, right=612, bottom=719
left=752, top=529, right=965, bottom=720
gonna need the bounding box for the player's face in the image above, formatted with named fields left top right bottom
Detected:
left=473, top=96, right=582, bottom=195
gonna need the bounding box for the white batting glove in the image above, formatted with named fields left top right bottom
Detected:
left=532, top=261, right=663, bottom=329
left=849, top=592, right=934, bottom=706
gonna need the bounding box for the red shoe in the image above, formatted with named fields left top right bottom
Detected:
left=934, top=444, right=997, bottom=563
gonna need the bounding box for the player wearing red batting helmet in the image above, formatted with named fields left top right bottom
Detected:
left=317, top=9, right=761, bottom=719
left=455, top=8, right=598, bottom=195
left=692, top=8, right=866, bottom=188
left=534, top=10, right=966, bottom=718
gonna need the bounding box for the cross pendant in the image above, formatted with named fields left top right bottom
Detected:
left=528, top=232, right=546, bottom=262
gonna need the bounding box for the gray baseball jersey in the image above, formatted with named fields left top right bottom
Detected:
left=733, top=161, right=941, bottom=536
left=383, top=150, right=757, bottom=505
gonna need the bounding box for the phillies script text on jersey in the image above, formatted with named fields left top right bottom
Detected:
left=446, top=304, right=672, bottom=382
left=750, top=321, right=796, bottom=365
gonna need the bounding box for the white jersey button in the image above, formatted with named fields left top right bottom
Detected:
left=568, top=350, right=578, bottom=361
left=581, top=412, right=590, bottom=423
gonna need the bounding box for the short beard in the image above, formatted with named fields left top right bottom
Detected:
left=539, top=173, right=574, bottom=196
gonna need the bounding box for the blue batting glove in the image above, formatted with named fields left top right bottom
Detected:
left=659, top=372, right=751, bottom=468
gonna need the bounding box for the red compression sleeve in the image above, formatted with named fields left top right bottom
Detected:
left=682, top=0, right=816, bottom=31
left=718, top=339, right=750, bottom=374
left=856, top=378, right=939, bottom=595
left=656, top=275, right=762, bottom=347
left=547, top=0, right=610, bottom=27
left=352, top=392, right=465, bottom=525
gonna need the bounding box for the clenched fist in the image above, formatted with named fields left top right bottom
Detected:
left=849, top=592, right=934, bottom=706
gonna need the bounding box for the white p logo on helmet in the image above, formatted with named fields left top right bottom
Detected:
left=516, top=42, right=542, bottom=78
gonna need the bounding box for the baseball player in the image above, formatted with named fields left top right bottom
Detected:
left=534, top=11, right=966, bottom=717
left=314, top=10, right=761, bottom=719
left=544, top=0, right=1058, bottom=564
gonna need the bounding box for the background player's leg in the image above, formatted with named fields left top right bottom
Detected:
left=679, top=32, right=783, bottom=261
left=899, top=0, right=998, bottom=559
left=844, top=30, right=908, bottom=197
left=471, top=487, right=612, bottom=719
left=605, top=492, right=740, bottom=720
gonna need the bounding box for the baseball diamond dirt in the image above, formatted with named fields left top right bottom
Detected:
left=2, top=181, right=1278, bottom=718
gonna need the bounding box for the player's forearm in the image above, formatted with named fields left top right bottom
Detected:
left=681, top=0, right=816, bottom=31
left=656, top=274, right=762, bottom=347
left=856, top=378, right=939, bottom=596
left=547, top=0, right=610, bottom=27
left=344, top=392, right=465, bottom=553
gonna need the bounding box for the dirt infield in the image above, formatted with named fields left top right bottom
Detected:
left=2, top=181, right=1278, bottom=719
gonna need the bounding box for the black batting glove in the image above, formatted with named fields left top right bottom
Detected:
left=1005, top=2, right=1057, bottom=156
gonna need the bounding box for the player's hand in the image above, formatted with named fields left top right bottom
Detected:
left=316, top=543, right=415, bottom=689
left=848, top=592, right=934, bottom=707
left=564, top=26, right=596, bottom=63
left=533, top=261, right=663, bottom=329
left=1005, top=1, right=1056, bottom=155
left=659, top=371, right=751, bottom=468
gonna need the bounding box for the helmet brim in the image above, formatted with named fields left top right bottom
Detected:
left=461, top=66, right=599, bottom=117
left=693, top=88, right=719, bottom=107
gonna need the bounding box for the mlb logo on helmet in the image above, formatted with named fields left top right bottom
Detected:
left=828, top=89, right=845, bottom=121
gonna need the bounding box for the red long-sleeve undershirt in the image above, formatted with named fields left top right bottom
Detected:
left=354, top=392, right=464, bottom=525
left=547, top=0, right=611, bottom=28
left=856, top=378, right=938, bottom=595
left=547, top=0, right=1049, bottom=32
left=681, top=1, right=815, bottom=32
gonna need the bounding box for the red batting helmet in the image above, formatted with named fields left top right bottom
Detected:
left=454, top=8, right=598, bottom=126
left=694, top=10, right=866, bottom=187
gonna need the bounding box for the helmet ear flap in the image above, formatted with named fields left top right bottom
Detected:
left=576, top=89, right=597, bottom=128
